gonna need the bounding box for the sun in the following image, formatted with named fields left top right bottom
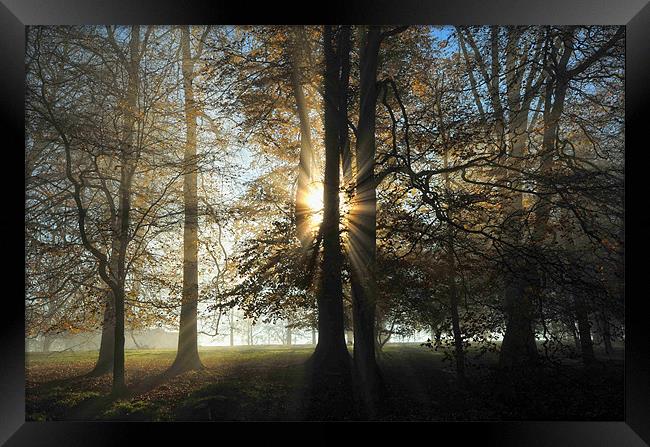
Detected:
left=303, top=181, right=352, bottom=234
left=305, top=183, right=324, bottom=230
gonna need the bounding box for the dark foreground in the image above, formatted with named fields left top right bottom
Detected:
left=26, top=343, right=623, bottom=421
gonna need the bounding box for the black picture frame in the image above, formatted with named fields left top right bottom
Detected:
left=2, top=0, right=648, bottom=445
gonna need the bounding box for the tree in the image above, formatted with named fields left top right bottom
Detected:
left=308, top=26, right=352, bottom=395
left=171, top=25, right=209, bottom=373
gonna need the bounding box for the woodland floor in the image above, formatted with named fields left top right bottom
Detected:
left=25, top=343, right=624, bottom=421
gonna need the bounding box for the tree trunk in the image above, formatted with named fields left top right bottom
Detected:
left=306, top=26, right=353, bottom=420
left=600, top=311, right=613, bottom=356
left=350, top=26, right=382, bottom=415
left=447, top=244, right=466, bottom=385
left=570, top=320, right=581, bottom=352
left=111, top=25, right=141, bottom=395
left=42, top=334, right=55, bottom=353
left=499, top=276, right=538, bottom=369
left=89, top=292, right=115, bottom=375
left=91, top=229, right=121, bottom=377
left=345, top=329, right=354, bottom=345
left=441, top=113, right=466, bottom=386
left=575, top=295, right=595, bottom=365
left=498, top=113, right=538, bottom=369
left=286, top=323, right=292, bottom=346
left=172, top=25, right=203, bottom=373
left=497, top=28, right=545, bottom=371
left=311, top=327, right=316, bottom=345
left=290, top=26, right=315, bottom=250
left=130, top=330, right=142, bottom=349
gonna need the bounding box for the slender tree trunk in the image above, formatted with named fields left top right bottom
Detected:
left=290, top=26, right=315, bottom=249
left=311, top=327, right=316, bottom=345
left=42, top=334, right=55, bottom=353
left=600, top=311, right=613, bottom=356
left=569, top=320, right=581, bottom=352
left=172, top=25, right=203, bottom=372
left=286, top=323, right=292, bottom=346
left=130, top=330, right=142, bottom=349
left=350, top=26, right=382, bottom=414
left=448, top=266, right=465, bottom=385
left=439, top=101, right=466, bottom=385
left=574, top=295, right=595, bottom=365
left=345, top=329, right=354, bottom=345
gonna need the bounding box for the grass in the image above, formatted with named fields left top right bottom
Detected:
left=25, top=343, right=624, bottom=421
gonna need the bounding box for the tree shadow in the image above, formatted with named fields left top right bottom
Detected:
left=28, top=370, right=102, bottom=397
left=174, top=355, right=309, bottom=421
left=300, top=355, right=359, bottom=421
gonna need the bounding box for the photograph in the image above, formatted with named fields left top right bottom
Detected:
left=22, top=24, right=627, bottom=423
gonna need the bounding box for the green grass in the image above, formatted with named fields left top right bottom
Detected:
left=25, top=343, right=624, bottom=421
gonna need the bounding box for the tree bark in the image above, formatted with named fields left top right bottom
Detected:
left=286, top=323, right=292, bottom=346
left=345, top=329, right=354, bottom=345
left=306, top=26, right=353, bottom=420
left=439, top=94, right=466, bottom=385
left=498, top=28, right=542, bottom=370
left=290, top=26, right=315, bottom=250
left=172, top=25, right=204, bottom=373
left=88, top=291, right=115, bottom=375
left=111, top=25, right=141, bottom=395
left=599, top=310, right=613, bottom=356
left=575, top=295, right=595, bottom=365
left=350, top=26, right=383, bottom=414
left=42, top=334, right=55, bottom=353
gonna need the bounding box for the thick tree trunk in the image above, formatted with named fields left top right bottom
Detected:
left=172, top=25, right=203, bottom=373
left=306, top=26, right=353, bottom=420
left=112, top=285, right=126, bottom=394
left=112, top=181, right=131, bottom=395
left=89, top=292, right=115, bottom=375
left=111, top=25, right=141, bottom=396
left=499, top=275, right=538, bottom=369
left=350, top=26, right=382, bottom=414
left=497, top=28, right=545, bottom=371
left=498, top=114, right=538, bottom=369
left=91, top=228, right=121, bottom=377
